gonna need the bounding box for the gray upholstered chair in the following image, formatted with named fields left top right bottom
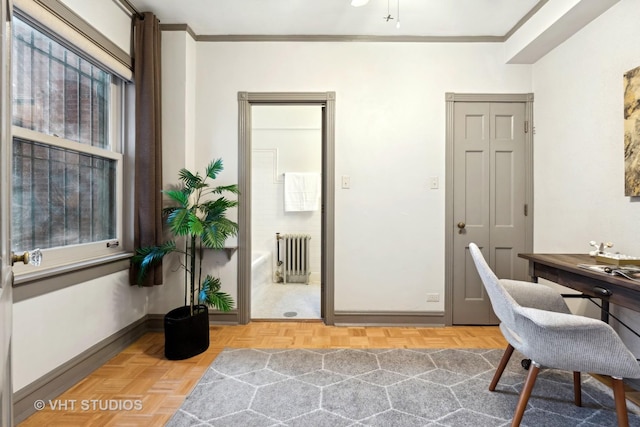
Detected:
left=469, top=243, right=640, bottom=427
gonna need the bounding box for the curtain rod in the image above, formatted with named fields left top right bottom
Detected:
left=115, top=0, right=143, bottom=19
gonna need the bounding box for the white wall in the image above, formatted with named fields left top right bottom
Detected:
left=13, top=271, right=149, bottom=391
left=163, top=41, right=532, bottom=313
left=532, top=0, right=640, bottom=353
left=148, top=30, right=239, bottom=313
left=147, top=30, right=203, bottom=315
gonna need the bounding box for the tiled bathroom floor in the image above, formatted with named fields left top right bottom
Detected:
left=251, top=281, right=321, bottom=319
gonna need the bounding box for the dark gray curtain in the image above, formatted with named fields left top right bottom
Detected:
left=131, top=12, right=163, bottom=286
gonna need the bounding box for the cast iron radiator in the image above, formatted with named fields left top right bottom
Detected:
left=280, top=234, right=311, bottom=284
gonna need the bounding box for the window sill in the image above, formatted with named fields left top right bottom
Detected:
left=13, top=252, right=133, bottom=302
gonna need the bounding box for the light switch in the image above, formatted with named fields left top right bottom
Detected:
left=341, top=175, right=351, bottom=189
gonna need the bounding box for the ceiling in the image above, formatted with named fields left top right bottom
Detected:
left=126, top=0, right=544, bottom=39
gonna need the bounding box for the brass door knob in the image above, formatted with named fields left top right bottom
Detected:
left=457, top=222, right=466, bottom=234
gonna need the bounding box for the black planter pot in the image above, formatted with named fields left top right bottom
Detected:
left=164, top=304, right=210, bottom=360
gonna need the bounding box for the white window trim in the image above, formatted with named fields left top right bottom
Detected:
left=13, top=127, right=123, bottom=161
left=11, top=20, right=131, bottom=280
left=11, top=129, right=125, bottom=276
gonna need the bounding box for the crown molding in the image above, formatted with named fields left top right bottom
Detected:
left=160, top=23, right=197, bottom=41
left=156, top=0, right=547, bottom=44
left=504, top=0, right=549, bottom=41
left=194, top=34, right=504, bottom=43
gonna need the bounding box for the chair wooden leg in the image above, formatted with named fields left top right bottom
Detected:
left=573, top=371, right=581, bottom=407
left=511, top=363, right=539, bottom=427
left=490, top=344, right=514, bottom=391
left=611, top=377, right=629, bottom=427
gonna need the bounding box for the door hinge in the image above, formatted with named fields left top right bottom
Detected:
left=524, top=121, right=529, bottom=133
left=524, top=204, right=528, bottom=216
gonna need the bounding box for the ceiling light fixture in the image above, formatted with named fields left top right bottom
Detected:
left=352, top=0, right=401, bottom=30
left=383, top=0, right=394, bottom=22
left=350, top=0, right=369, bottom=7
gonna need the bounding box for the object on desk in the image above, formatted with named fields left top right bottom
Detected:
left=588, top=240, right=613, bottom=256
left=595, top=252, right=640, bottom=266
left=578, top=263, right=640, bottom=281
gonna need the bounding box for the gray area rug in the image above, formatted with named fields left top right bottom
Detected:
left=166, top=348, right=640, bottom=427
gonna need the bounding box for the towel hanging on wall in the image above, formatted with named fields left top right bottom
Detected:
left=284, top=172, right=321, bottom=212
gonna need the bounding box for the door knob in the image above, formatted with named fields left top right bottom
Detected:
left=457, top=222, right=466, bottom=234
left=11, top=248, right=42, bottom=266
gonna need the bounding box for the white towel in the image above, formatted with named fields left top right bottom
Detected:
left=284, top=172, right=321, bottom=212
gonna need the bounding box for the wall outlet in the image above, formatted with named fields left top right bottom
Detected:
left=426, top=293, right=440, bottom=302
left=341, top=175, right=351, bottom=189
left=429, top=176, right=439, bottom=189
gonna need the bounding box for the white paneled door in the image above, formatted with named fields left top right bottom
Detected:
left=452, top=101, right=529, bottom=325
left=0, top=1, right=12, bottom=425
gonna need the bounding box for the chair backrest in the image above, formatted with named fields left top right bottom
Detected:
left=468, top=243, right=518, bottom=327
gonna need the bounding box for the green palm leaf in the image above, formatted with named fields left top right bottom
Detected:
left=188, top=213, right=205, bottom=236
left=163, top=189, right=190, bottom=207
left=201, top=218, right=238, bottom=248
left=166, top=207, right=192, bottom=235
left=162, top=206, right=178, bottom=217
left=209, top=184, right=239, bottom=195
left=202, top=198, right=238, bottom=218
left=132, top=241, right=176, bottom=285
left=179, top=168, right=206, bottom=191
left=199, top=275, right=234, bottom=311
left=205, top=159, right=224, bottom=180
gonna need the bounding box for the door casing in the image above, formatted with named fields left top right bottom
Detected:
left=444, top=93, right=534, bottom=326
left=1, top=0, right=12, bottom=425
left=237, top=92, right=336, bottom=325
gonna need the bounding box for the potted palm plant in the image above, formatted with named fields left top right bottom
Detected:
left=132, top=159, right=238, bottom=360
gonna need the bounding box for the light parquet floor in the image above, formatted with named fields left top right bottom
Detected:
left=18, top=322, right=508, bottom=426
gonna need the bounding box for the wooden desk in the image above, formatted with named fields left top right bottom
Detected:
left=518, top=253, right=640, bottom=321
left=519, top=253, right=640, bottom=406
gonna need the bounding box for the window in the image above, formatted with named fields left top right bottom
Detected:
left=11, top=15, right=124, bottom=271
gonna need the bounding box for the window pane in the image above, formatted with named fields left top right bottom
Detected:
left=12, top=17, right=111, bottom=149
left=12, top=138, right=116, bottom=251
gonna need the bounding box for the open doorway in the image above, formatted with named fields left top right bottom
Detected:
left=251, top=105, right=322, bottom=319
left=237, top=92, right=336, bottom=325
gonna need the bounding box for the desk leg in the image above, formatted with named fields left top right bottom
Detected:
left=601, top=300, right=610, bottom=323
left=523, top=265, right=537, bottom=371
left=527, top=262, right=538, bottom=283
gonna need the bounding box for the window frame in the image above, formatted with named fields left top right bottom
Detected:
left=11, top=10, right=133, bottom=285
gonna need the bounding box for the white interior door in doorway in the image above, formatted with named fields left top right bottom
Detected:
left=446, top=94, right=533, bottom=326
